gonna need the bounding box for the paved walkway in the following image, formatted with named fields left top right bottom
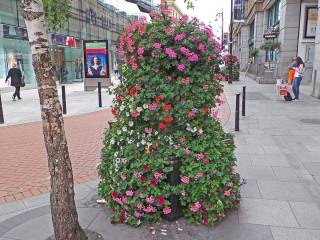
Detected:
left=1, top=75, right=320, bottom=239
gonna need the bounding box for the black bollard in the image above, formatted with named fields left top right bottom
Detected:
left=0, top=93, right=4, bottom=124
left=235, top=93, right=240, bottom=131
left=62, top=85, right=67, bottom=115
left=98, top=82, right=102, bottom=108
left=242, top=86, right=246, bottom=117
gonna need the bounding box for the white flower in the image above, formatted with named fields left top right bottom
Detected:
left=122, top=126, right=128, bottom=132
left=137, top=107, right=143, bottom=112
left=141, top=139, right=146, bottom=145
left=143, top=104, right=148, bottom=109
left=126, top=112, right=130, bottom=117
left=114, top=152, right=118, bottom=157
left=198, top=129, right=203, bottom=135
left=147, top=142, right=152, bottom=146
left=117, top=130, right=122, bottom=135
left=128, top=139, right=133, bottom=144
left=137, top=143, right=140, bottom=147
left=130, top=130, right=134, bottom=135
left=154, top=131, right=158, bottom=135
left=120, top=105, right=125, bottom=111
left=110, top=138, right=115, bottom=145
left=128, top=121, right=134, bottom=127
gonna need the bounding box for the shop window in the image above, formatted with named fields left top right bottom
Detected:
left=267, top=0, right=280, bottom=28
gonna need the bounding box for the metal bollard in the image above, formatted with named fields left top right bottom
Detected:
left=98, top=82, right=102, bottom=108
left=62, top=85, right=67, bottom=115
left=242, top=86, right=246, bottom=117
left=0, top=92, right=4, bottom=124
left=235, top=93, right=240, bottom=131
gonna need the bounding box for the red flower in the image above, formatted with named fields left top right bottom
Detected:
left=203, top=157, right=209, bottom=164
left=111, top=191, right=118, bottom=199
left=143, top=164, right=150, bottom=171
left=159, top=122, right=166, bottom=129
left=150, top=178, right=158, bottom=187
left=140, top=175, right=147, bottom=182
left=157, top=196, right=165, bottom=206
left=179, top=136, right=186, bottom=143
left=220, top=88, right=224, bottom=94
left=111, top=220, right=117, bottom=225
left=111, top=107, right=117, bottom=116
left=202, top=218, right=208, bottom=225
left=129, top=87, right=136, bottom=96
left=155, top=96, right=163, bottom=103
left=162, top=104, right=173, bottom=111
left=202, top=107, right=209, bottom=114
left=163, top=116, right=173, bottom=123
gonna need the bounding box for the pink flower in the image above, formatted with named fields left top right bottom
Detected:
left=224, top=189, right=232, bottom=197
left=194, top=172, right=204, bottom=180
left=182, top=15, right=189, bottom=23
left=114, top=197, right=123, bottom=205
left=120, top=174, right=127, bottom=181
left=133, top=172, right=141, bottom=178
left=137, top=203, right=143, bottom=209
left=131, top=63, right=138, bottom=70
left=175, top=32, right=186, bottom=42
left=196, top=152, right=204, bottom=160
left=184, top=148, right=190, bottom=155
left=188, top=53, right=199, bottom=62
left=188, top=111, right=196, bottom=118
left=163, top=207, right=172, bottom=215
left=178, top=64, right=185, bottom=72
left=145, top=127, right=153, bottom=135
left=227, top=182, right=234, bottom=187
left=190, top=35, right=199, bottom=42
left=164, top=27, right=173, bottom=35
left=173, top=144, right=180, bottom=150
left=134, top=211, right=142, bottom=218
left=153, top=42, right=161, bottom=49
left=182, top=77, right=190, bottom=85
left=126, top=190, right=134, bottom=197
left=190, top=202, right=201, bottom=212
left=139, top=192, right=145, bottom=199
left=148, top=103, right=157, bottom=111
left=146, top=196, right=154, bottom=204
left=154, top=68, right=160, bottom=73
left=165, top=48, right=177, bottom=59
left=198, top=43, right=206, bottom=53
left=181, top=191, right=186, bottom=196
left=203, top=84, right=209, bottom=90
left=130, top=110, right=139, bottom=118
left=137, top=47, right=144, bottom=55
left=154, top=172, right=163, bottom=179
left=143, top=206, right=156, bottom=213
left=180, top=47, right=190, bottom=56
left=181, top=176, right=190, bottom=184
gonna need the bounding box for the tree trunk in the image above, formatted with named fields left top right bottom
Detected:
left=21, top=1, right=87, bottom=239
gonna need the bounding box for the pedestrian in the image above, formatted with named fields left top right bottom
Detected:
left=292, top=57, right=305, bottom=101
left=113, top=61, right=119, bottom=78
left=287, top=58, right=296, bottom=85
left=5, top=63, right=23, bottom=101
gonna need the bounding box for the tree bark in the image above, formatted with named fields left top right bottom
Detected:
left=21, top=1, right=87, bottom=239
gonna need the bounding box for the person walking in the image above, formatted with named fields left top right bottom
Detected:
left=5, top=63, right=23, bottom=101
left=287, top=58, right=296, bottom=85
left=292, top=57, right=305, bottom=101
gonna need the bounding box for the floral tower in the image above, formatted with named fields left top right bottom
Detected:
left=99, top=6, right=241, bottom=226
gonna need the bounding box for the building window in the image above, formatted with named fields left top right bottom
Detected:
left=304, top=7, right=318, bottom=38
left=267, top=0, right=280, bottom=27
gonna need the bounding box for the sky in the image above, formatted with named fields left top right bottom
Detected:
left=103, top=0, right=232, bottom=35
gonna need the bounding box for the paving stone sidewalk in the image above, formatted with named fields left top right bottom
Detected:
left=1, top=75, right=320, bottom=239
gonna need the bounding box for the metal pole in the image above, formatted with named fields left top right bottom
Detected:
left=221, top=9, right=224, bottom=49
left=242, top=86, right=246, bottom=116
left=235, top=93, right=240, bottom=131
left=228, top=0, right=234, bottom=84
left=62, top=85, right=67, bottom=115
left=98, top=82, right=102, bottom=107
left=0, top=92, right=4, bottom=124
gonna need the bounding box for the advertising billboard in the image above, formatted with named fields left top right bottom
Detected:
left=83, top=40, right=109, bottom=78
left=234, top=0, right=245, bottom=22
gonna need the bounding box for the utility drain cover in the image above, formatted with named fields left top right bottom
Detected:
left=300, top=119, right=320, bottom=125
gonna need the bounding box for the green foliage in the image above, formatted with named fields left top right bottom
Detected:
left=98, top=11, right=240, bottom=227
left=43, top=0, right=71, bottom=31
left=249, top=48, right=259, bottom=58
left=260, top=40, right=279, bottom=51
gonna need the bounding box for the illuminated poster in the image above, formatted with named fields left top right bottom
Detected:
left=83, top=40, right=109, bottom=78
left=234, top=0, right=245, bottom=22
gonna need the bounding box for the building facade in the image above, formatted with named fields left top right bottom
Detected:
left=161, top=0, right=184, bottom=19
left=0, top=0, right=137, bottom=88
left=233, top=0, right=319, bottom=89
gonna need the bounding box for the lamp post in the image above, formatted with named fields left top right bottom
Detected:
left=228, top=0, right=234, bottom=84
left=215, top=9, right=224, bottom=49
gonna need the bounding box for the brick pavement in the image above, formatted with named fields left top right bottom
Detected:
left=0, top=109, right=113, bottom=204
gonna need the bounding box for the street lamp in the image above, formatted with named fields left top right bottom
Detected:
left=228, top=0, right=234, bottom=84
left=215, top=9, right=224, bottom=49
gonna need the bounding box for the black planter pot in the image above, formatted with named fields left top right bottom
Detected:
left=162, top=159, right=183, bottom=221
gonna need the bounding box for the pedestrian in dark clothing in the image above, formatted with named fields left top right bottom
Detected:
left=5, top=63, right=23, bottom=101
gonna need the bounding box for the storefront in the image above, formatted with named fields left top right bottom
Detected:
left=0, top=24, right=36, bottom=88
